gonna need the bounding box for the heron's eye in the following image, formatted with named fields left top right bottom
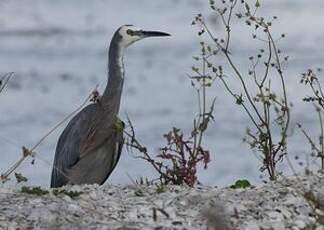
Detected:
left=126, top=29, right=135, bottom=36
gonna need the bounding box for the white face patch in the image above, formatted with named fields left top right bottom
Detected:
left=115, top=25, right=145, bottom=79
left=118, top=25, right=144, bottom=48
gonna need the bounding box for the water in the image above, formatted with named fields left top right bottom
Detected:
left=0, top=0, right=323, bottom=187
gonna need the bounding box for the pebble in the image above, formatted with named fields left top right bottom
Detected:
left=270, top=221, right=286, bottom=230
left=294, top=219, right=306, bottom=229
left=243, top=221, right=260, bottom=230
left=280, top=208, right=292, bottom=219
left=266, top=211, right=282, bottom=220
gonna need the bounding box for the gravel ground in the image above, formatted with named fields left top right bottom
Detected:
left=0, top=172, right=324, bottom=230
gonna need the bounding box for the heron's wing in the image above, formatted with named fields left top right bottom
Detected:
left=50, top=104, right=97, bottom=188
left=101, top=121, right=124, bottom=182
left=66, top=115, right=124, bottom=185
left=51, top=103, right=124, bottom=187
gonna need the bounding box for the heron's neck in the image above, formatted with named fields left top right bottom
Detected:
left=102, top=43, right=125, bottom=113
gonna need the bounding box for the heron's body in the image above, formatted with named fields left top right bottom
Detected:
left=51, top=25, right=170, bottom=188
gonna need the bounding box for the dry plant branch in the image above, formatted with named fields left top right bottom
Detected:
left=0, top=72, right=13, bottom=94
left=124, top=118, right=169, bottom=181
left=0, top=87, right=100, bottom=182
left=193, top=0, right=290, bottom=180
left=299, top=69, right=324, bottom=169
left=124, top=43, right=215, bottom=187
left=301, top=69, right=324, bottom=108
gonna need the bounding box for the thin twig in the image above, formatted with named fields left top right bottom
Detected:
left=0, top=88, right=97, bottom=182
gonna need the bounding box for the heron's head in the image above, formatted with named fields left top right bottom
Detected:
left=117, top=25, right=170, bottom=48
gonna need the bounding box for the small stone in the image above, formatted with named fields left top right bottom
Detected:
left=316, top=208, right=324, bottom=217
left=270, top=221, right=286, bottom=230
left=266, top=211, right=283, bottom=220
left=62, top=194, right=73, bottom=202
left=294, top=219, right=306, bottom=229
left=284, top=195, right=301, bottom=206
left=316, top=190, right=324, bottom=208
left=243, top=221, right=260, bottom=230
left=280, top=208, right=292, bottom=219
left=89, top=191, right=97, bottom=200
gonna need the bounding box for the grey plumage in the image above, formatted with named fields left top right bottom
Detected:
left=51, top=25, right=170, bottom=188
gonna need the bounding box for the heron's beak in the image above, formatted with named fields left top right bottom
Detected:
left=142, top=30, right=171, bottom=37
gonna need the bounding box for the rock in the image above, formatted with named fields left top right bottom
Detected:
left=280, top=208, right=292, bottom=219
left=294, top=219, right=306, bottom=229
left=270, top=221, right=286, bottom=230
left=266, top=211, right=283, bottom=220
left=243, top=221, right=260, bottom=230
left=201, top=201, right=232, bottom=230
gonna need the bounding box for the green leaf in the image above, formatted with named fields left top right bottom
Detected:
left=230, top=179, right=251, bottom=189
left=15, top=172, right=28, bottom=183
left=255, top=0, right=260, bottom=8
left=21, top=186, right=49, bottom=196
left=236, top=95, right=244, bottom=105
left=155, top=184, right=167, bottom=194
left=113, top=116, right=125, bottom=133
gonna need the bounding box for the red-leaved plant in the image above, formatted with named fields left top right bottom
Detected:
left=124, top=36, right=216, bottom=187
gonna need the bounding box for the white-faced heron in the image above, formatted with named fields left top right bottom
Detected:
left=50, top=25, right=170, bottom=188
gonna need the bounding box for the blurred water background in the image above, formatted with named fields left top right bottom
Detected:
left=0, top=0, right=324, bottom=187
